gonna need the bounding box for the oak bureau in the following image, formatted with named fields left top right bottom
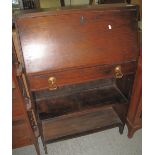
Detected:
left=14, top=4, right=140, bottom=154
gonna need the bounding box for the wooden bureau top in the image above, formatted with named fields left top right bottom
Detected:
left=15, top=4, right=139, bottom=75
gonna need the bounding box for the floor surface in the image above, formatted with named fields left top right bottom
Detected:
left=12, top=125, right=142, bottom=155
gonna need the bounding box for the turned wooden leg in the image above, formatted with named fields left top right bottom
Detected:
left=34, top=138, right=41, bottom=155
left=38, top=122, right=48, bottom=154
left=40, top=135, right=48, bottom=154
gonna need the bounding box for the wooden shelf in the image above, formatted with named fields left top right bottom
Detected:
left=34, top=79, right=128, bottom=120
left=42, top=105, right=123, bottom=142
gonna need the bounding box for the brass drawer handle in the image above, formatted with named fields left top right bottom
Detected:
left=48, top=77, right=57, bottom=90
left=114, top=65, right=123, bottom=79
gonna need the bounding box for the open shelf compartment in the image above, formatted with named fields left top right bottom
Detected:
left=33, top=78, right=129, bottom=142
left=34, top=78, right=128, bottom=120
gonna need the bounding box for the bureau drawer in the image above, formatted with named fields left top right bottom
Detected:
left=28, top=61, right=137, bottom=91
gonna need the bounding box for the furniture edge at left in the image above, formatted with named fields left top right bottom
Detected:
left=12, top=29, right=41, bottom=155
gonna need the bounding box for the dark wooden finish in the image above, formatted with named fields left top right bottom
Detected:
left=15, top=4, right=139, bottom=154
left=42, top=106, right=123, bottom=142
left=33, top=77, right=131, bottom=145
left=12, top=69, right=40, bottom=154
left=15, top=4, right=139, bottom=74
left=13, top=88, right=25, bottom=119
left=12, top=43, right=32, bottom=148
left=29, top=61, right=137, bottom=91
left=12, top=83, right=32, bottom=148
left=127, top=52, right=142, bottom=138
left=12, top=118, right=32, bottom=148
left=34, top=79, right=128, bottom=119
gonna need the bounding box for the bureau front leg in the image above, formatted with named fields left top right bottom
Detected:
left=38, top=122, right=48, bottom=154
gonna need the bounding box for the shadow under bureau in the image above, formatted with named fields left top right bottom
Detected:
left=14, top=4, right=139, bottom=154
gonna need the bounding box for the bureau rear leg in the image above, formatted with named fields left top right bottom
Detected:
left=119, top=124, right=125, bottom=134
left=43, top=142, right=48, bottom=154
left=40, top=135, right=47, bottom=154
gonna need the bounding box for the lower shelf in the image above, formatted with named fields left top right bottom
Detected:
left=34, top=79, right=128, bottom=143
left=41, top=105, right=123, bottom=142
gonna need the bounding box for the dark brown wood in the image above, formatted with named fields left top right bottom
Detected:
left=127, top=52, right=142, bottom=138
left=12, top=44, right=32, bottom=148
left=15, top=4, right=139, bottom=74
left=42, top=106, right=123, bottom=142
left=116, top=74, right=135, bottom=100
left=34, top=79, right=128, bottom=119
left=12, top=69, right=40, bottom=155
left=29, top=61, right=137, bottom=91
left=14, top=4, right=139, bottom=153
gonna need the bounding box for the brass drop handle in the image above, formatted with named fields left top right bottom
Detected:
left=48, top=77, right=57, bottom=90
left=114, top=65, right=123, bottom=79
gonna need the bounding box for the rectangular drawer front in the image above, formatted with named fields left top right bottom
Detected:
left=16, top=5, right=138, bottom=74
left=42, top=106, right=122, bottom=142
left=28, top=61, right=137, bottom=91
